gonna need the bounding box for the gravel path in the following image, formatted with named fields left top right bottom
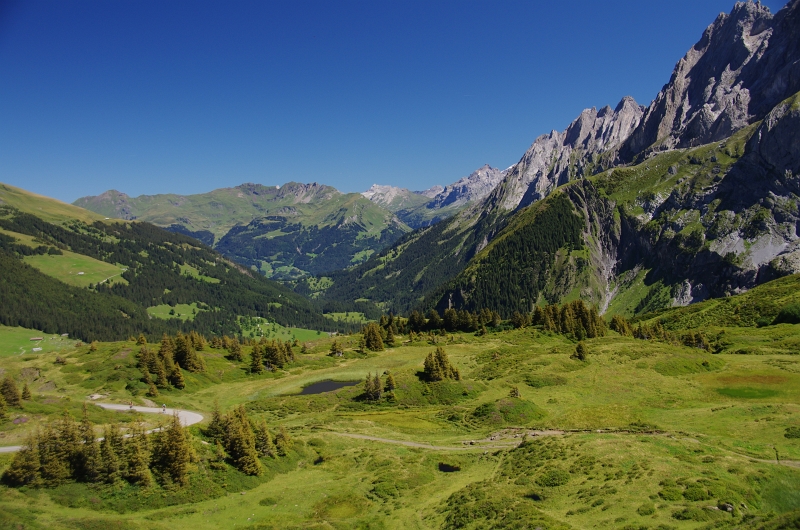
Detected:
left=0, top=403, right=203, bottom=454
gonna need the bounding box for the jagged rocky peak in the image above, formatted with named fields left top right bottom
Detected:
left=416, top=185, right=444, bottom=198
left=621, top=0, right=800, bottom=159
left=274, top=181, right=340, bottom=204
left=362, top=184, right=412, bottom=204
left=427, top=164, right=507, bottom=208
left=489, top=95, right=645, bottom=212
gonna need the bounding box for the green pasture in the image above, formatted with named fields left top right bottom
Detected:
left=24, top=252, right=127, bottom=288
left=0, top=317, right=798, bottom=529
left=147, top=303, right=204, bottom=321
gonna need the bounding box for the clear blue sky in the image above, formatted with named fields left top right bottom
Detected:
left=0, top=0, right=787, bottom=202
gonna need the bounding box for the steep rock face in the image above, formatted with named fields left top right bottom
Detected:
left=426, top=165, right=507, bottom=208
left=620, top=0, right=800, bottom=159
left=489, top=96, right=644, bottom=211
left=361, top=184, right=429, bottom=212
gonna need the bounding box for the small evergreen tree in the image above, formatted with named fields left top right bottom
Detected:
left=1, top=432, right=41, bottom=486
left=21, top=383, right=31, bottom=401
left=228, top=338, right=243, bottom=362
left=1, top=376, right=21, bottom=407
left=0, top=393, right=6, bottom=420
left=363, top=323, right=384, bottom=351
left=385, top=373, right=397, bottom=393
left=146, top=383, right=159, bottom=398
left=170, top=365, right=186, bottom=389
left=154, top=358, right=169, bottom=389
left=329, top=340, right=343, bottom=357
left=275, top=426, right=292, bottom=457
left=125, top=426, right=152, bottom=487
left=250, top=344, right=264, bottom=374
left=151, top=412, right=192, bottom=486
left=253, top=419, right=276, bottom=458
left=99, top=427, right=121, bottom=484
left=76, top=403, right=99, bottom=482
left=136, top=333, right=147, bottom=345
left=423, top=347, right=460, bottom=381
left=204, top=400, right=226, bottom=443
left=572, top=341, right=588, bottom=361
left=223, top=406, right=262, bottom=476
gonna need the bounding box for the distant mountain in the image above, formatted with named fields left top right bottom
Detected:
left=311, top=0, right=800, bottom=318
left=1, top=183, right=344, bottom=341
left=75, top=182, right=410, bottom=280
left=361, top=164, right=506, bottom=228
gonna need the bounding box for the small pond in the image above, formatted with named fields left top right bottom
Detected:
left=300, top=380, right=360, bottom=395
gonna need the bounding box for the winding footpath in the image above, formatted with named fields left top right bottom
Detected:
left=0, top=403, right=204, bottom=454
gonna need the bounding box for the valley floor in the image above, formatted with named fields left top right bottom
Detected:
left=0, top=324, right=799, bottom=529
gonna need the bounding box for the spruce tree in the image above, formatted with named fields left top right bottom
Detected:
left=136, top=333, right=147, bottom=345
left=99, top=427, right=121, bottom=484
left=275, top=426, right=292, bottom=457
left=125, top=427, right=152, bottom=487
left=385, top=373, right=396, bottom=393
left=147, top=383, right=159, bottom=397
left=0, top=393, right=6, bottom=421
left=1, top=376, right=21, bottom=407
left=170, top=365, right=186, bottom=389
left=151, top=412, right=191, bottom=486
left=21, top=383, right=31, bottom=401
left=385, top=326, right=395, bottom=346
left=223, top=406, right=262, bottom=475
left=1, top=432, right=41, bottom=486
left=250, top=344, right=264, bottom=374
left=39, top=423, right=70, bottom=485
left=228, top=338, right=243, bottom=362
left=253, top=419, right=276, bottom=458
left=572, top=341, right=587, bottom=361
left=204, top=400, right=226, bottom=443
left=77, top=403, right=99, bottom=482
left=363, top=323, right=384, bottom=351
left=158, top=334, right=176, bottom=372
left=329, top=340, right=343, bottom=357
left=371, top=373, right=382, bottom=401
left=155, top=358, right=169, bottom=389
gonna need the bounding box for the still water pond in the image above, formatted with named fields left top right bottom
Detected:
left=300, top=380, right=360, bottom=395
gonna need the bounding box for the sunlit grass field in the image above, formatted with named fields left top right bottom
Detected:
left=0, top=319, right=797, bottom=529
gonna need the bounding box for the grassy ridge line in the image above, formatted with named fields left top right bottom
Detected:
left=0, top=183, right=106, bottom=225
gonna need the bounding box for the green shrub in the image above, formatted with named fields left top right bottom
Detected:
left=659, top=486, right=683, bottom=501
left=683, top=485, right=709, bottom=501
left=785, top=426, right=800, bottom=439
left=637, top=502, right=655, bottom=516
left=773, top=303, right=800, bottom=325
left=536, top=468, right=570, bottom=488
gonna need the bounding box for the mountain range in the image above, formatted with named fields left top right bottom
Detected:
left=22, top=0, right=800, bottom=324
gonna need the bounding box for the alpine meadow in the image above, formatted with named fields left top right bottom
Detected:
left=1, top=1, right=800, bottom=529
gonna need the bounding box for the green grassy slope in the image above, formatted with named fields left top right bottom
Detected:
left=0, top=183, right=106, bottom=225
left=0, top=278, right=799, bottom=528
left=75, top=182, right=412, bottom=279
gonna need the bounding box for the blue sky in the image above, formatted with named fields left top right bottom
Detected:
left=0, top=0, right=787, bottom=202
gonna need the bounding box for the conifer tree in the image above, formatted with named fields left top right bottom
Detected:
left=39, top=423, right=70, bottom=485
left=158, top=334, right=175, bottom=372
left=175, top=333, right=205, bottom=373
left=136, top=333, right=147, bottom=345
left=372, top=373, right=382, bottom=400
left=170, top=365, right=186, bottom=389
left=228, top=338, right=243, bottom=362
left=147, top=383, right=159, bottom=397
left=77, top=403, right=99, bottom=482
left=357, top=334, right=367, bottom=353
left=151, top=412, right=191, bottom=486
left=253, top=419, right=276, bottom=458
left=572, top=341, right=588, bottom=361
left=250, top=344, right=264, bottom=374
left=99, top=427, right=121, bottom=484
left=329, top=340, right=343, bottom=357
left=223, top=406, right=262, bottom=475
left=21, top=383, right=31, bottom=401
left=385, top=373, right=397, bottom=393
left=125, top=426, right=152, bottom=487
left=89, top=341, right=98, bottom=352
left=204, top=400, right=226, bottom=443
left=275, top=426, right=292, bottom=457
left=363, top=323, right=384, bottom=351
left=386, top=326, right=395, bottom=346
left=1, top=376, right=21, bottom=407
left=1, top=432, right=41, bottom=486
left=155, top=358, right=169, bottom=389
left=0, top=393, right=6, bottom=421
left=423, top=347, right=460, bottom=381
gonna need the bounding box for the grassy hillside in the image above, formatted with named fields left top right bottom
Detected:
left=0, top=183, right=106, bottom=225
left=0, top=279, right=798, bottom=528
left=75, top=182, right=412, bottom=279
left=0, top=188, right=348, bottom=341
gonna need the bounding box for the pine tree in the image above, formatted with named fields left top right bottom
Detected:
left=385, top=373, right=397, bottom=393
left=228, top=338, right=243, bottom=362
left=21, top=383, right=31, bottom=401
left=1, top=432, right=41, bottom=486
left=136, top=333, right=147, bottom=345
left=363, top=323, right=384, bottom=351
left=364, top=372, right=375, bottom=399
left=329, top=340, right=343, bottom=357
left=509, top=386, right=521, bottom=398
left=423, top=347, right=460, bottom=381
left=253, top=419, right=276, bottom=458
left=39, top=423, right=70, bottom=485
left=147, top=383, right=159, bottom=397
left=1, top=376, right=21, bottom=407
left=170, top=365, right=186, bottom=389
left=76, top=403, right=99, bottom=482
left=89, top=341, right=98, bottom=352
left=386, top=326, right=395, bottom=346
left=204, top=400, right=226, bottom=443
left=250, top=344, right=264, bottom=374
left=125, top=426, right=152, bottom=487
left=151, top=412, right=192, bottom=486
left=275, top=426, right=292, bottom=457
left=155, top=358, right=169, bottom=389
left=223, top=406, right=262, bottom=475
left=99, top=427, right=121, bottom=484
left=0, top=393, right=6, bottom=421
left=158, top=334, right=175, bottom=372
left=372, top=373, right=382, bottom=400
left=572, top=341, right=588, bottom=361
